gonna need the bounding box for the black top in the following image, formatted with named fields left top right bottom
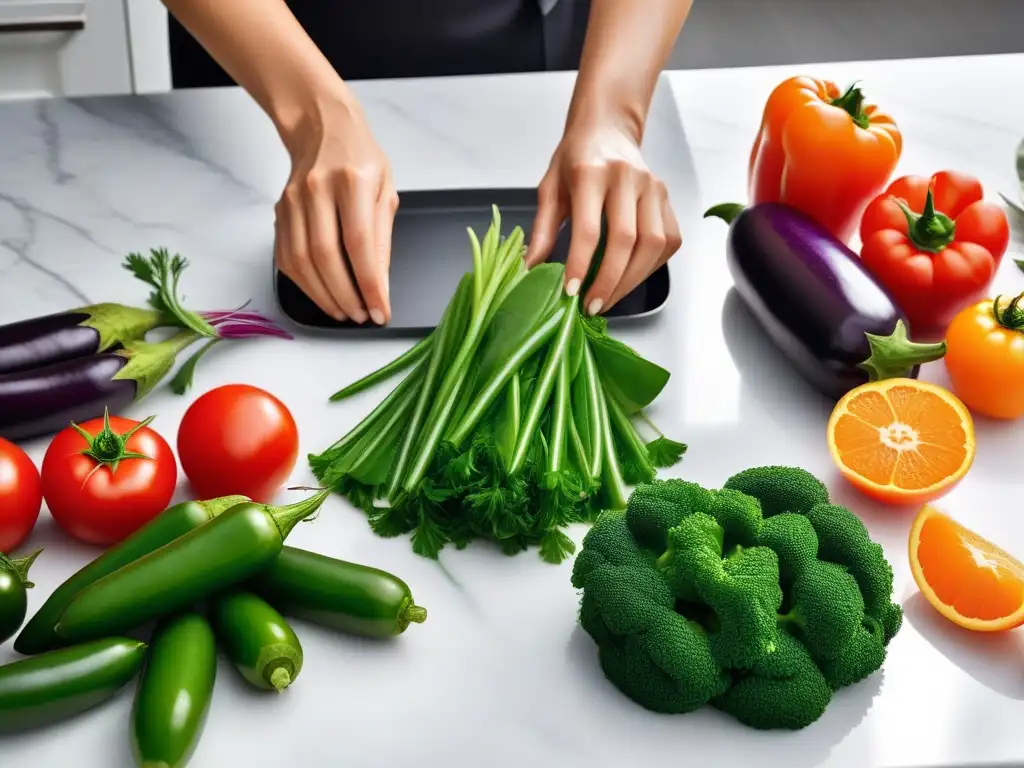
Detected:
left=169, top=0, right=590, bottom=88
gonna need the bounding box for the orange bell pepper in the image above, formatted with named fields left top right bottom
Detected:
left=749, top=77, right=902, bottom=244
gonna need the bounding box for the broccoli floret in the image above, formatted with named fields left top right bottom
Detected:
left=572, top=511, right=653, bottom=589
left=657, top=512, right=782, bottom=669
left=708, top=488, right=763, bottom=546
left=815, top=618, right=887, bottom=690
left=713, top=631, right=832, bottom=730
left=723, top=466, right=830, bottom=517
left=578, top=560, right=727, bottom=713
left=805, top=503, right=902, bottom=643
left=756, top=513, right=818, bottom=586
left=625, top=479, right=714, bottom=551
left=778, top=560, right=864, bottom=660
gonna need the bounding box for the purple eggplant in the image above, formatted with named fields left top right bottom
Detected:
left=706, top=202, right=947, bottom=400
left=0, top=304, right=163, bottom=376
left=0, top=355, right=136, bottom=441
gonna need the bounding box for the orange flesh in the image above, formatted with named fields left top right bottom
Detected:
left=831, top=383, right=970, bottom=491
left=916, top=510, right=1024, bottom=622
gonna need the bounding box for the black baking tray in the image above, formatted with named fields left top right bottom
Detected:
left=274, top=187, right=670, bottom=335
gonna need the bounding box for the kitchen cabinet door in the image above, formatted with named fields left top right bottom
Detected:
left=0, top=1, right=132, bottom=100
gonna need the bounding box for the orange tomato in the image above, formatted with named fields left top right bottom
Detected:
left=827, top=378, right=974, bottom=506
left=944, top=295, right=1024, bottom=420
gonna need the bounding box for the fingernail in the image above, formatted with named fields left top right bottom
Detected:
left=352, top=309, right=369, bottom=324
left=369, top=308, right=385, bottom=326
left=566, top=278, right=581, bottom=297
left=335, top=312, right=348, bottom=323
left=587, top=298, right=604, bottom=316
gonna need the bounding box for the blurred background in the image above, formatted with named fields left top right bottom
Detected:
left=0, top=0, right=1022, bottom=99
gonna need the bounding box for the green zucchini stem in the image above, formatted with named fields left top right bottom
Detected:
left=270, top=667, right=292, bottom=692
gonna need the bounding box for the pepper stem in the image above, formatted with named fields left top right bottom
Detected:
left=830, top=82, right=870, bottom=130
left=399, top=602, right=428, bottom=632
left=0, top=548, right=43, bottom=588
left=992, top=294, right=1024, bottom=332
left=268, top=489, right=331, bottom=539
left=72, top=407, right=155, bottom=476
left=269, top=666, right=292, bottom=692
left=857, top=320, right=947, bottom=381
left=704, top=203, right=746, bottom=225
left=895, top=188, right=957, bottom=253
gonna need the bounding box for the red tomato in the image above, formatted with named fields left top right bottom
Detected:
left=0, top=437, right=43, bottom=552
left=859, top=170, right=1010, bottom=336
left=42, top=412, right=177, bottom=546
left=177, top=384, right=299, bottom=503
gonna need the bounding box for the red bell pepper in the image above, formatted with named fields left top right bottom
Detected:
left=859, top=171, right=1010, bottom=336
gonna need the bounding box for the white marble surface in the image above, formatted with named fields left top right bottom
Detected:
left=1, top=54, right=1023, bottom=768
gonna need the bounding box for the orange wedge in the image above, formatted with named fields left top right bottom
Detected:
left=909, top=505, right=1024, bottom=631
left=827, top=378, right=974, bottom=506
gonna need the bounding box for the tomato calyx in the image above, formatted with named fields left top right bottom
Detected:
left=830, top=82, right=870, bottom=130
left=992, top=293, right=1024, bottom=332
left=72, top=408, right=155, bottom=477
left=0, top=548, right=42, bottom=588
left=895, top=188, right=956, bottom=253
left=857, top=319, right=948, bottom=381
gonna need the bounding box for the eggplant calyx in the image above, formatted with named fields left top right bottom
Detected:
left=858, top=320, right=947, bottom=382
left=114, top=330, right=202, bottom=401
left=0, top=548, right=42, bottom=588
left=76, top=303, right=166, bottom=353
left=896, top=188, right=956, bottom=253
left=704, top=203, right=746, bottom=225
left=72, top=407, right=155, bottom=475
left=992, top=293, right=1024, bottom=332
left=830, top=82, right=871, bottom=130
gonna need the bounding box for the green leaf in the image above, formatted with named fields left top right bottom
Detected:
left=538, top=529, right=576, bottom=564
left=410, top=509, right=448, bottom=559
left=646, top=436, right=687, bottom=468
left=585, top=331, right=670, bottom=414
left=1000, top=192, right=1024, bottom=219
left=169, top=338, right=221, bottom=395
left=477, top=262, right=565, bottom=383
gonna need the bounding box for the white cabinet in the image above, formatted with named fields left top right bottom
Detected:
left=0, top=1, right=132, bottom=99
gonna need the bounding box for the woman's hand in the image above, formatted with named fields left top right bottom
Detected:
left=525, top=118, right=682, bottom=315
left=275, top=94, right=397, bottom=324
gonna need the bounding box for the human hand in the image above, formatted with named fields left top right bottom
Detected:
left=274, top=94, right=397, bottom=324
left=525, top=118, right=682, bottom=315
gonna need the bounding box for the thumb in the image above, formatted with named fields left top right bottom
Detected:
left=525, top=180, right=567, bottom=267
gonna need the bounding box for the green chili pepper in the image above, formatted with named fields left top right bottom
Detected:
left=0, top=637, right=147, bottom=733
left=0, top=549, right=41, bottom=645
left=249, top=546, right=427, bottom=638
left=55, top=491, right=329, bottom=644
left=16, top=496, right=248, bottom=656
left=131, top=613, right=217, bottom=768
left=210, top=591, right=302, bottom=692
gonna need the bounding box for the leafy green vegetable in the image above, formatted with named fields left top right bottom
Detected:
left=310, top=206, right=684, bottom=563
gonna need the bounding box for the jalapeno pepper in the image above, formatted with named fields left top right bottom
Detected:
left=249, top=546, right=427, bottom=638
left=15, top=495, right=248, bottom=656
left=0, top=637, right=147, bottom=733
left=55, top=490, right=329, bottom=644
left=210, top=590, right=303, bottom=692
left=0, top=548, right=41, bottom=645
left=131, top=613, right=217, bottom=768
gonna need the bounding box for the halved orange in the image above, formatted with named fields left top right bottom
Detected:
left=909, top=505, right=1024, bottom=631
left=827, top=378, right=974, bottom=506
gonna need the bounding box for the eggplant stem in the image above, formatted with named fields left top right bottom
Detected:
left=857, top=319, right=947, bottom=382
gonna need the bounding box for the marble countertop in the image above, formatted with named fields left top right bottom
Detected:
left=2, top=53, right=1024, bottom=768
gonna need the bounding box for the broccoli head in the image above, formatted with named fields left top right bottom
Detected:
left=723, top=466, right=829, bottom=517
left=574, top=513, right=728, bottom=713
left=572, top=466, right=901, bottom=730
left=712, top=630, right=833, bottom=730
left=625, top=479, right=714, bottom=551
